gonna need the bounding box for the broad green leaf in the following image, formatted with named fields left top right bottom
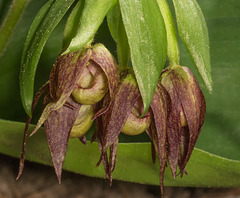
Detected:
left=20, top=0, right=75, bottom=117
left=156, top=0, right=179, bottom=66
left=172, top=0, right=212, bottom=93
left=119, top=0, right=167, bottom=114
left=107, top=3, right=130, bottom=67
left=0, top=0, right=30, bottom=57
left=0, top=119, right=239, bottom=187
left=62, top=0, right=117, bottom=55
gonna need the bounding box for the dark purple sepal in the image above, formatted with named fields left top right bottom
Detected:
left=31, top=49, right=91, bottom=136
left=44, top=96, right=81, bottom=183
left=161, top=71, right=182, bottom=178
left=93, top=101, right=111, bottom=180
left=103, top=75, right=140, bottom=151
left=91, top=44, right=119, bottom=119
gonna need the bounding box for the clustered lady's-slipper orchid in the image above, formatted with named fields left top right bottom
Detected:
left=17, top=43, right=119, bottom=182
left=18, top=44, right=206, bottom=197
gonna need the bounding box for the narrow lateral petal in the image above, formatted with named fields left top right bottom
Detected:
left=44, top=96, right=81, bottom=183
left=93, top=101, right=111, bottom=180
left=17, top=83, right=49, bottom=180
left=150, top=83, right=169, bottom=194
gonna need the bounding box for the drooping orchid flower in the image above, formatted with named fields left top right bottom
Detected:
left=17, top=44, right=119, bottom=182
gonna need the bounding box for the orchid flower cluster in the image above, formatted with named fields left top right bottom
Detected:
left=18, top=42, right=206, bottom=195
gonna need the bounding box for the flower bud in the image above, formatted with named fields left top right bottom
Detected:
left=70, top=104, right=94, bottom=138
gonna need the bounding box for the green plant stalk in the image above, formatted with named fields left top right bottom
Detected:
left=157, top=0, right=179, bottom=66
left=0, top=0, right=30, bottom=57
left=116, top=9, right=130, bottom=68
left=63, top=0, right=85, bottom=50
left=107, top=3, right=130, bottom=68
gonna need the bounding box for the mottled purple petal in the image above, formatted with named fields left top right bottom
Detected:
left=171, top=67, right=206, bottom=172
left=93, top=101, right=111, bottom=180
left=161, top=71, right=182, bottom=178
left=30, top=50, right=91, bottom=136
left=44, top=96, right=81, bottom=183
left=91, top=44, right=119, bottom=118
left=150, top=83, right=170, bottom=193
left=103, top=75, right=140, bottom=151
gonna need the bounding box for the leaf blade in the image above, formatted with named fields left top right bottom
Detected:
left=119, top=0, right=167, bottom=114
left=20, top=0, right=75, bottom=117
left=172, top=0, right=212, bottom=93
left=62, top=0, right=117, bottom=55
left=0, top=119, right=240, bottom=187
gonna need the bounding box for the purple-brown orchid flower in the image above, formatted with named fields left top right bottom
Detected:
left=98, top=66, right=206, bottom=196
left=96, top=74, right=151, bottom=183
left=17, top=43, right=119, bottom=182
left=148, top=65, right=206, bottom=195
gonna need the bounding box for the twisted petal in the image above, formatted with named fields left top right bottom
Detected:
left=103, top=75, right=140, bottom=151
left=93, top=101, right=111, bottom=180
left=150, top=83, right=170, bottom=193
left=17, top=82, right=49, bottom=180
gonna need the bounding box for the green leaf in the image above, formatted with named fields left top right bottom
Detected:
left=107, top=3, right=130, bottom=67
left=106, top=3, right=120, bottom=42
left=0, top=0, right=30, bottom=57
left=0, top=119, right=239, bottom=187
left=172, top=0, right=212, bottom=93
left=20, top=0, right=75, bottom=117
left=119, top=0, right=167, bottom=114
left=62, top=0, right=117, bottom=55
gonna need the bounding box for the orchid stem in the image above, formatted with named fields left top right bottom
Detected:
left=157, top=0, right=180, bottom=67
